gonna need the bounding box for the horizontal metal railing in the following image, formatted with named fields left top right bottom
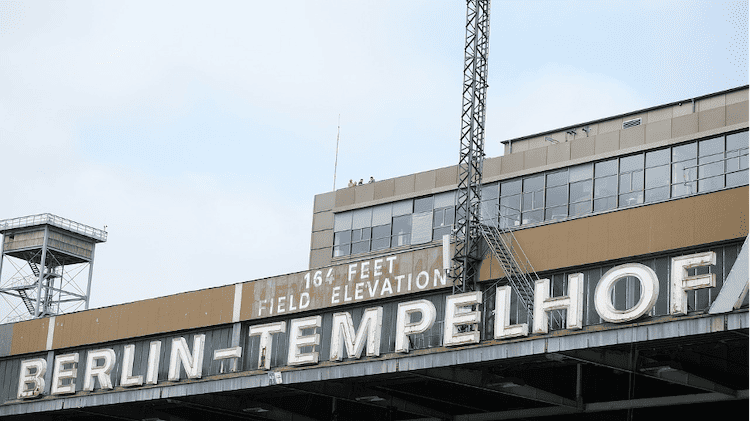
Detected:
left=0, top=213, right=107, bottom=242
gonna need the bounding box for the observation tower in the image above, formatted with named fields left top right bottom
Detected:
left=0, top=214, right=107, bottom=323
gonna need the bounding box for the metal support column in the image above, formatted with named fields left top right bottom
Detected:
left=35, top=226, right=50, bottom=318
left=85, top=245, right=96, bottom=310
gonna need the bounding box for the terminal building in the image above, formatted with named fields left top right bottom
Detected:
left=0, top=85, right=748, bottom=420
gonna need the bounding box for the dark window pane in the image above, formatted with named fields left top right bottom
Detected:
left=595, top=175, right=617, bottom=198
left=620, top=154, right=644, bottom=172
left=522, top=210, right=543, bottom=225
left=372, top=224, right=391, bottom=239
left=646, top=148, right=670, bottom=167
left=361, top=228, right=371, bottom=240
left=570, top=180, right=593, bottom=202
left=333, top=244, right=351, bottom=257
left=595, top=159, right=618, bottom=177
left=570, top=163, right=593, bottom=182
left=570, top=201, right=592, bottom=216
left=645, top=165, right=670, bottom=188
left=351, top=229, right=362, bottom=242
left=523, top=175, right=544, bottom=192
left=645, top=186, right=669, bottom=202
left=501, top=179, right=522, bottom=195
left=727, top=170, right=749, bottom=187
left=392, top=215, right=411, bottom=235
left=445, top=207, right=454, bottom=225
left=371, top=237, right=390, bottom=251
left=334, top=231, right=351, bottom=245
left=699, top=176, right=723, bottom=192
left=672, top=159, right=697, bottom=184
left=699, top=136, right=723, bottom=157
left=672, top=182, right=697, bottom=197
left=545, top=206, right=567, bottom=221
left=546, top=170, right=568, bottom=187
left=594, top=197, right=617, bottom=212
left=673, top=142, right=697, bottom=161
left=414, top=196, right=434, bottom=213
left=546, top=185, right=568, bottom=207
left=351, top=241, right=370, bottom=254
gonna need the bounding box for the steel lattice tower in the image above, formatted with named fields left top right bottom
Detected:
left=452, top=0, right=491, bottom=294
left=0, top=214, right=107, bottom=323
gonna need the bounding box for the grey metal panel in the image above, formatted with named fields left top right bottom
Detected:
left=333, top=211, right=352, bottom=231
left=0, top=324, right=12, bottom=357
left=710, top=237, right=748, bottom=314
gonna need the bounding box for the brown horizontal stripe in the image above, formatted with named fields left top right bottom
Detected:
left=9, top=317, right=48, bottom=356
left=47, top=285, right=234, bottom=351
left=480, top=186, right=748, bottom=280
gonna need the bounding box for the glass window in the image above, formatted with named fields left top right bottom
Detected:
left=546, top=170, right=568, bottom=187
left=333, top=211, right=353, bottom=231
left=645, top=165, right=670, bottom=187
left=570, top=163, right=593, bottom=182
left=392, top=199, right=413, bottom=216
left=351, top=228, right=371, bottom=254
left=391, top=215, right=411, bottom=247
left=414, top=196, right=434, bottom=213
left=546, top=185, right=567, bottom=207
left=501, top=179, right=522, bottom=196
left=726, top=131, right=749, bottom=188
left=371, top=224, right=391, bottom=251
left=434, top=191, right=456, bottom=208
left=620, top=154, right=644, bottom=173
left=570, top=180, right=592, bottom=202
left=646, top=149, right=670, bottom=168
left=334, top=230, right=351, bottom=245
left=698, top=136, right=725, bottom=192
left=352, top=208, right=372, bottom=229
left=433, top=206, right=454, bottom=239
left=372, top=204, right=392, bottom=226
left=595, top=159, right=618, bottom=177
left=522, top=174, right=545, bottom=225
left=481, top=183, right=499, bottom=200
left=333, top=230, right=352, bottom=257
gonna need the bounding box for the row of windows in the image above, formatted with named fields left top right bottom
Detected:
left=333, top=191, right=456, bottom=257
left=333, top=130, right=748, bottom=258
left=484, top=131, right=748, bottom=227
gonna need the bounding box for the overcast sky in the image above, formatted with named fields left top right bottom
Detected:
left=0, top=1, right=747, bottom=318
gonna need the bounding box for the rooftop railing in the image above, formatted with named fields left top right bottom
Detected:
left=0, top=214, right=107, bottom=242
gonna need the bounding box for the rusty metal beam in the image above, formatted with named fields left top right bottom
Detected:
left=403, top=390, right=749, bottom=421
left=560, top=349, right=739, bottom=396
left=415, top=367, right=579, bottom=408
left=289, top=382, right=451, bottom=420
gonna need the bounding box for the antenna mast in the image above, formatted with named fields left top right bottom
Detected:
left=451, top=0, right=490, bottom=294
left=332, top=115, right=341, bottom=191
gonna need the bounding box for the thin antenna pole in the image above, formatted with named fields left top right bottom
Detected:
left=333, top=114, right=341, bottom=191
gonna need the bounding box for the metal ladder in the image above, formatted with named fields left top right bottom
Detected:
left=478, top=208, right=561, bottom=327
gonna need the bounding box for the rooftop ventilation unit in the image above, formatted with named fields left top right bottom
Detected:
left=623, top=118, right=642, bottom=129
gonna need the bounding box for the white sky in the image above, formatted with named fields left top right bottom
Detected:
left=0, top=1, right=747, bottom=316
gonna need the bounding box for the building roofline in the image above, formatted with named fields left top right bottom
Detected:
left=500, top=85, right=749, bottom=145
